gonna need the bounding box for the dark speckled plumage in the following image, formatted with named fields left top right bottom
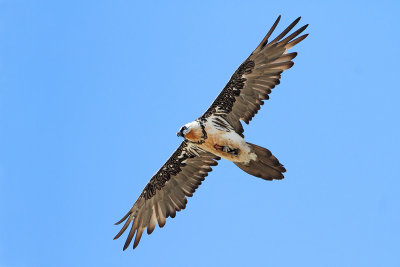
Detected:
left=202, top=60, right=255, bottom=118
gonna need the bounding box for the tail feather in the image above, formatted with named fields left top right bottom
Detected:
left=234, top=143, right=286, bottom=180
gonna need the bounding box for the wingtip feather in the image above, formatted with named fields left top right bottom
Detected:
left=114, top=210, right=131, bottom=225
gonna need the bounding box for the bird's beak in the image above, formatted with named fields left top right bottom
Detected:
left=177, top=131, right=183, bottom=137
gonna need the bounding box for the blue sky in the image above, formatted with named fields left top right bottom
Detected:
left=1, top=1, right=399, bottom=266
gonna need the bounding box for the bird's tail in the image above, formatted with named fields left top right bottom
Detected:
left=234, top=143, right=286, bottom=180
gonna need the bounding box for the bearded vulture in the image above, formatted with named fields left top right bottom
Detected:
left=114, top=16, right=308, bottom=250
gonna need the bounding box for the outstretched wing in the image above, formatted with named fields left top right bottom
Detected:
left=201, top=16, right=308, bottom=135
left=114, top=141, right=220, bottom=250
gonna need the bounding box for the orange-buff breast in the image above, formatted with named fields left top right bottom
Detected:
left=185, top=128, right=202, bottom=142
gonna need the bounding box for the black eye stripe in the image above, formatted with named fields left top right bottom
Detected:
left=178, top=126, right=188, bottom=136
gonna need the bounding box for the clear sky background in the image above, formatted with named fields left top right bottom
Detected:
left=1, top=1, right=399, bottom=266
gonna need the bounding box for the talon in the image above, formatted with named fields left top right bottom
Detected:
left=232, top=149, right=239, bottom=155
left=214, top=144, right=239, bottom=156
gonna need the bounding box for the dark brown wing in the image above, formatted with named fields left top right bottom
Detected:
left=114, top=141, right=220, bottom=250
left=201, top=16, right=308, bottom=135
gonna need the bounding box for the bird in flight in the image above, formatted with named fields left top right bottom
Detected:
left=114, top=15, right=308, bottom=251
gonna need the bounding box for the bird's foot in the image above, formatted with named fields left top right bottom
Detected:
left=214, top=144, right=239, bottom=156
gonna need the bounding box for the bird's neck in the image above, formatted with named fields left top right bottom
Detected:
left=185, top=121, right=203, bottom=142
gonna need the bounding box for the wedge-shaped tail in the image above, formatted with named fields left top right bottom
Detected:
left=234, top=143, right=286, bottom=180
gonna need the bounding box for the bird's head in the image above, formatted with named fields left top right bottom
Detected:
left=177, top=125, right=191, bottom=138
left=177, top=121, right=202, bottom=141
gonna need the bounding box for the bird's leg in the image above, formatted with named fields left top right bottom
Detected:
left=214, top=144, right=239, bottom=156
left=214, top=144, right=224, bottom=151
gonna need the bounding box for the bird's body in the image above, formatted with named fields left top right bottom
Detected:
left=114, top=16, right=309, bottom=251
left=183, top=118, right=256, bottom=163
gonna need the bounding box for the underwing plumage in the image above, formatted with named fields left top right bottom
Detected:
left=114, top=15, right=308, bottom=251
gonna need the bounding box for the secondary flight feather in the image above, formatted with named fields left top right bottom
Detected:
left=114, top=15, right=308, bottom=250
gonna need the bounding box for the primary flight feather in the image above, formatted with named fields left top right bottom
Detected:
left=114, top=15, right=308, bottom=250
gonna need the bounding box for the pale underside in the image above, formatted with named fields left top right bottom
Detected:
left=183, top=116, right=257, bottom=163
